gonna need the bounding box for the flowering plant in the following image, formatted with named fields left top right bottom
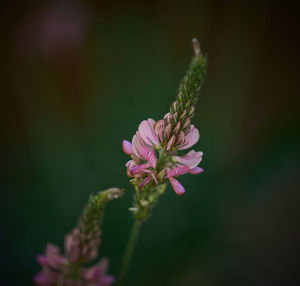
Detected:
left=35, top=39, right=207, bottom=286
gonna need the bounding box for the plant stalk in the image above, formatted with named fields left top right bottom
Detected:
left=118, top=219, right=142, bottom=285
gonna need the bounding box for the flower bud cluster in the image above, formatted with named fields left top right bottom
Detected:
left=152, top=39, right=207, bottom=151
left=34, top=188, right=123, bottom=286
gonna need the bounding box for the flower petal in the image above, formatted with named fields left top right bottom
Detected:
left=122, top=140, right=133, bottom=155
left=175, top=150, right=203, bottom=169
left=168, top=177, right=185, bottom=195
left=139, top=177, right=152, bottom=189
left=138, top=119, right=159, bottom=146
left=139, top=145, right=157, bottom=168
left=131, top=163, right=150, bottom=175
left=132, top=134, right=143, bottom=158
left=179, top=125, right=200, bottom=150
left=34, top=272, right=51, bottom=286
left=189, top=167, right=204, bottom=174
left=166, top=165, right=189, bottom=178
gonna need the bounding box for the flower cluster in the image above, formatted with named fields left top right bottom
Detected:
left=122, top=119, right=203, bottom=195
left=34, top=188, right=123, bottom=286
left=122, top=39, right=207, bottom=221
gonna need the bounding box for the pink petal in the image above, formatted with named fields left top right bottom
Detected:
left=139, top=177, right=152, bottom=189
left=166, top=165, right=189, bottom=178
left=138, top=119, right=159, bottom=146
left=139, top=145, right=157, bottom=168
left=131, top=163, right=150, bottom=175
left=168, top=177, right=185, bottom=195
left=36, top=254, right=48, bottom=267
left=126, top=160, right=138, bottom=176
left=189, top=167, right=204, bottom=174
left=179, top=125, right=200, bottom=150
left=45, top=244, right=66, bottom=269
left=99, top=275, right=116, bottom=286
left=122, top=140, right=133, bottom=155
left=34, top=272, right=51, bottom=285
left=175, top=150, right=203, bottom=169
left=132, top=133, right=143, bottom=158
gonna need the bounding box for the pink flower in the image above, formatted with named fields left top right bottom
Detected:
left=122, top=116, right=203, bottom=195
left=34, top=243, right=114, bottom=286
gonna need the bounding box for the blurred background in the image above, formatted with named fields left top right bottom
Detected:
left=1, top=0, right=299, bottom=285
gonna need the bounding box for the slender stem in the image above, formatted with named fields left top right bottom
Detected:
left=118, top=219, right=142, bottom=285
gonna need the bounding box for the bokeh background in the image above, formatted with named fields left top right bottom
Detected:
left=1, top=0, right=299, bottom=285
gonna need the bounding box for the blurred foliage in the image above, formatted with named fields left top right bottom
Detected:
left=0, top=0, right=299, bottom=285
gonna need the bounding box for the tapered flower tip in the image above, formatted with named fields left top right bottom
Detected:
left=189, top=167, right=204, bottom=174
left=192, top=38, right=201, bottom=55
left=122, top=140, right=133, bottom=155
left=169, top=177, right=185, bottom=195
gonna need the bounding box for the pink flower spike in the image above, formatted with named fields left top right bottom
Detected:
left=138, top=119, right=159, bottom=146
left=168, top=177, right=185, bottom=195
left=166, top=165, right=190, bottom=178
left=179, top=125, right=200, bottom=150
left=189, top=167, right=204, bottom=174
left=139, top=177, right=152, bottom=189
left=122, top=140, right=133, bottom=155
left=175, top=150, right=203, bottom=169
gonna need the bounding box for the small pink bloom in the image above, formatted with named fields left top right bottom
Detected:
left=168, top=177, right=185, bottom=195
left=178, top=125, right=200, bottom=150
left=122, top=140, right=133, bottom=155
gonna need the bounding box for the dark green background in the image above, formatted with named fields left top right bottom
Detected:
left=1, top=0, right=299, bottom=285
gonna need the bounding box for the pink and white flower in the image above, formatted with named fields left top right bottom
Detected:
left=122, top=116, right=203, bottom=195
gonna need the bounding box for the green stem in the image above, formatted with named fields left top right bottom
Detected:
left=118, top=219, right=142, bottom=285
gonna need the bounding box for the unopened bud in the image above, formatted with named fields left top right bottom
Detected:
left=192, top=38, right=201, bottom=56
left=154, top=120, right=165, bottom=142
left=156, top=169, right=166, bottom=181
left=172, top=112, right=178, bottom=123
left=166, top=135, right=176, bottom=151
left=171, top=101, right=178, bottom=113
left=188, top=106, right=195, bottom=116
left=164, top=113, right=172, bottom=124
left=176, top=131, right=185, bottom=145
left=164, top=123, right=172, bottom=140
left=173, top=121, right=181, bottom=134
left=180, top=109, right=187, bottom=120
left=182, top=118, right=190, bottom=129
